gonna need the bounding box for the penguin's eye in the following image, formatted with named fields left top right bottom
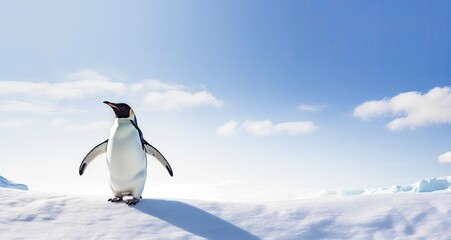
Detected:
left=120, top=107, right=125, bottom=111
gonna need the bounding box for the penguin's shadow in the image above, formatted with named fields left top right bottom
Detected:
left=135, top=199, right=261, bottom=240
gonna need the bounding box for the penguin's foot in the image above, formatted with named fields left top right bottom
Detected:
left=125, top=198, right=140, bottom=206
left=108, top=196, right=123, bottom=203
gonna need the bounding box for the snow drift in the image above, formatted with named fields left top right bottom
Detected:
left=1, top=187, right=451, bottom=239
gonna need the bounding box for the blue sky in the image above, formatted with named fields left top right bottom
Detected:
left=1, top=1, right=450, bottom=201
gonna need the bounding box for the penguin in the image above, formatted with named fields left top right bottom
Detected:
left=79, top=101, right=173, bottom=206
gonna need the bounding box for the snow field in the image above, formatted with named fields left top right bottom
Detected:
left=1, top=187, right=450, bottom=239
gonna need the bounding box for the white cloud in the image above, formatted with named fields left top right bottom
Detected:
left=298, top=104, right=323, bottom=112
left=0, top=70, right=223, bottom=113
left=51, top=118, right=111, bottom=131
left=240, top=120, right=318, bottom=136
left=130, top=79, right=183, bottom=92
left=243, top=120, right=276, bottom=136
left=274, top=121, right=319, bottom=135
left=0, top=118, right=110, bottom=131
left=51, top=118, right=71, bottom=127
left=0, top=70, right=125, bottom=101
left=0, top=101, right=57, bottom=114
left=217, top=120, right=319, bottom=137
left=353, top=100, right=391, bottom=120
left=353, top=86, right=451, bottom=130
left=438, top=152, right=451, bottom=164
left=69, top=121, right=112, bottom=131
left=144, top=90, right=224, bottom=110
left=130, top=79, right=223, bottom=110
left=0, top=119, right=37, bottom=128
left=216, top=120, right=239, bottom=137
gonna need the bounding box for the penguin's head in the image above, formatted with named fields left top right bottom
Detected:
left=103, top=101, right=135, bottom=120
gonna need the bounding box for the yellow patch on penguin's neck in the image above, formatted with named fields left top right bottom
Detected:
left=129, top=109, right=135, bottom=119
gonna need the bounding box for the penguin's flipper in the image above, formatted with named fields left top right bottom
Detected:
left=143, top=140, right=173, bottom=177
left=79, top=140, right=108, bottom=175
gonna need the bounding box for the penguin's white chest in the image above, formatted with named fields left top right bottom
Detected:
left=106, top=119, right=147, bottom=197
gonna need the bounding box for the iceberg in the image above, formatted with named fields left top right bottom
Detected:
left=0, top=175, right=28, bottom=190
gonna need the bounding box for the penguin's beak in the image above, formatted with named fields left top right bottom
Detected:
left=103, top=101, right=119, bottom=110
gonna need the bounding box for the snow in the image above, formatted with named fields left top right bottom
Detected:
left=0, top=175, right=28, bottom=191
left=1, top=175, right=451, bottom=239
left=320, top=176, right=451, bottom=197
